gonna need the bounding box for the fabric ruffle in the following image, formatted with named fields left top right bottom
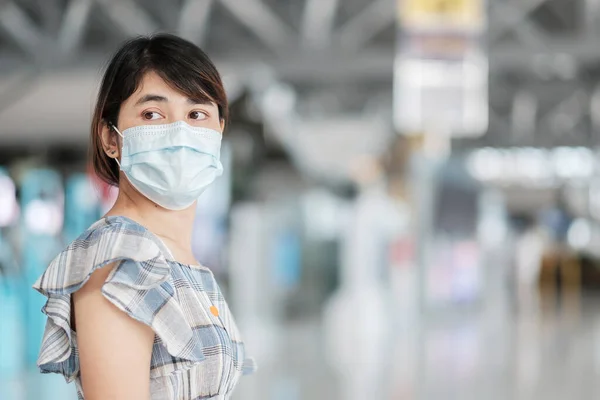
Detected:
left=32, top=218, right=210, bottom=382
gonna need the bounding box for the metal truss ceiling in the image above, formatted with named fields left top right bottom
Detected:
left=0, top=0, right=599, bottom=148
left=0, top=0, right=596, bottom=75
left=0, top=0, right=396, bottom=82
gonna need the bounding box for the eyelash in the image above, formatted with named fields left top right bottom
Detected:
left=189, top=110, right=208, bottom=120
left=141, top=111, right=208, bottom=120
left=142, top=111, right=161, bottom=120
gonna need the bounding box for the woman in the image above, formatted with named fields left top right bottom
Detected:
left=32, top=34, right=256, bottom=400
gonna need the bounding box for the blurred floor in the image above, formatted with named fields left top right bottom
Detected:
left=4, top=295, right=600, bottom=400
left=236, top=294, right=600, bottom=400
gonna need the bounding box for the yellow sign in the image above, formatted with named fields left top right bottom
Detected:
left=399, top=0, right=484, bottom=30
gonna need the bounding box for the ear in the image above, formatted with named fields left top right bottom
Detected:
left=100, top=121, right=120, bottom=159
left=219, top=118, right=225, bottom=133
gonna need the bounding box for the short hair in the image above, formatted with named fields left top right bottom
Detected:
left=90, top=33, right=228, bottom=186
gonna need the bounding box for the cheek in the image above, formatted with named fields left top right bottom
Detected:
left=203, top=116, right=223, bottom=132
left=117, top=102, right=141, bottom=128
left=211, top=120, right=223, bottom=132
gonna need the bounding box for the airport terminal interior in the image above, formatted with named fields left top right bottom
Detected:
left=2, top=0, right=600, bottom=399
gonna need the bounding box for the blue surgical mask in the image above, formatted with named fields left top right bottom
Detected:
left=112, top=121, right=223, bottom=210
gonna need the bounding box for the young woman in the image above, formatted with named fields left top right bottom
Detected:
left=33, top=34, right=256, bottom=400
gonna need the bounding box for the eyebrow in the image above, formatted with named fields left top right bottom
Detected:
left=135, top=94, right=168, bottom=106
left=134, top=94, right=215, bottom=107
left=187, top=97, right=215, bottom=106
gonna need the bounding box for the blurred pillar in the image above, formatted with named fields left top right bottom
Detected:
left=323, top=163, right=399, bottom=400
left=539, top=247, right=581, bottom=315
left=394, top=0, right=488, bottom=390
left=64, top=173, right=101, bottom=243
left=228, top=202, right=279, bottom=400
left=0, top=168, right=23, bottom=379
left=395, top=0, right=488, bottom=307
left=561, top=254, right=581, bottom=321
left=19, top=169, right=64, bottom=367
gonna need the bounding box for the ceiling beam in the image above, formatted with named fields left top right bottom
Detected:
left=301, top=0, right=339, bottom=49
left=95, top=0, right=159, bottom=37
left=2, top=34, right=600, bottom=80
left=336, top=0, right=395, bottom=51
left=218, top=0, right=294, bottom=53
left=490, top=36, right=600, bottom=69
left=0, top=1, right=47, bottom=59
left=178, top=0, right=214, bottom=47
left=489, top=0, right=552, bottom=44
left=491, top=2, right=548, bottom=48
left=583, top=0, right=600, bottom=33
left=58, top=0, right=94, bottom=55
left=38, top=0, right=63, bottom=33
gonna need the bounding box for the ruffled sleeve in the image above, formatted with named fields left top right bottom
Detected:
left=32, top=218, right=207, bottom=382
left=242, top=357, right=257, bottom=375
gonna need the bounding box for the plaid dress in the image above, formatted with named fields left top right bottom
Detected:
left=33, top=216, right=256, bottom=400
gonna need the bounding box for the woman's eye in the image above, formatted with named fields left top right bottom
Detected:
left=142, top=111, right=162, bottom=120
left=189, top=111, right=207, bottom=120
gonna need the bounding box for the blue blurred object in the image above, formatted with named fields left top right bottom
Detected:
left=539, top=207, right=572, bottom=241
left=0, top=167, right=25, bottom=379
left=0, top=369, right=78, bottom=400
left=272, top=230, right=301, bottom=289
left=0, top=268, right=25, bottom=378
left=20, top=169, right=64, bottom=366
left=64, top=173, right=101, bottom=243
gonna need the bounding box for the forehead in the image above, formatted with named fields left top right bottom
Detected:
left=128, top=71, right=217, bottom=107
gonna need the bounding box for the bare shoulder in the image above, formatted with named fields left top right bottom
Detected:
left=73, top=261, right=154, bottom=400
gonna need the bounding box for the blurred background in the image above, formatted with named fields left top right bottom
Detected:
left=1, top=0, right=599, bottom=399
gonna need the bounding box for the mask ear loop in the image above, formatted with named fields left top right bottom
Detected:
left=108, top=122, right=124, bottom=168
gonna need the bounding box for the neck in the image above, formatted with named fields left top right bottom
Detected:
left=105, top=179, right=197, bottom=255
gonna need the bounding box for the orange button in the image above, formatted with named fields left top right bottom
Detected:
left=210, top=306, right=219, bottom=317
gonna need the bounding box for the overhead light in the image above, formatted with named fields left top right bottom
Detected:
left=261, top=82, right=297, bottom=117
left=466, top=147, right=503, bottom=181
left=567, top=218, right=592, bottom=249
left=24, top=199, right=63, bottom=236
left=467, top=147, right=596, bottom=184
left=0, top=175, right=18, bottom=227
left=552, top=147, right=595, bottom=179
